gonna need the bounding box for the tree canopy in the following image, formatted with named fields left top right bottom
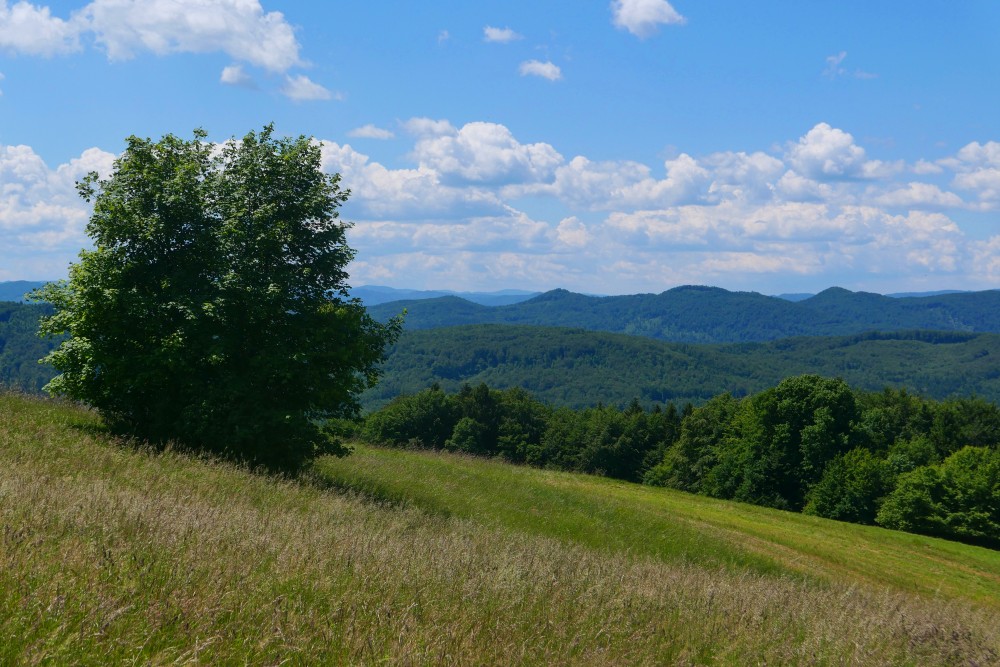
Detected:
left=34, top=126, right=399, bottom=467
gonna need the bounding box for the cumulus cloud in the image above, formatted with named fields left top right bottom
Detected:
left=611, top=0, right=685, bottom=38
left=411, top=121, right=563, bottom=185
left=785, top=123, right=896, bottom=181
left=786, top=123, right=866, bottom=179
left=554, top=217, right=591, bottom=249
left=971, top=236, right=1000, bottom=283
left=318, top=140, right=505, bottom=219
left=0, top=0, right=81, bottom=56
left=348, top=124, right=394, bottom=140
left=945, top=141, right=1000, bottom=206
left=954, top=141, right=1000, bottom=167
left=912, top=159, right=943, bottom=175
left=81, top=0, right=300, bottom=70
left=0, top=142, right=116, bottom=278
left=402, top=117, right=457, bottom=138
left=0, top=1, right=334, bottom=100
left=519, top=59, right=562, bottom=81
left=483, top=26, right=522, bottom=43
left=313, top=124, right=997, bottom=291
left=281, top=74, right=335, bottom=102
left=8, top=119, right=998, bottom=293
left=220, top=64, right=254, bottom=87
left=872, top=183, right=965, bottom=209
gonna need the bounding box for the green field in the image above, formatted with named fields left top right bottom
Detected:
left=3, top=392, right=999, bottom=665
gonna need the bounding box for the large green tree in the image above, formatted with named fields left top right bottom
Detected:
left=35, top=126, right=399, bottom=467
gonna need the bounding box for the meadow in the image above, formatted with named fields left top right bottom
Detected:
left=3, top=392, right=999, bottom=665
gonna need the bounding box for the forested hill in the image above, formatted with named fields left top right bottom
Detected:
left=0, top=281, right=46, bottom=303
left=0, top=301, right=57, bottom=392
left=368, top=285, right=1000, bottom=343
left=361, top=324, right=1000, bottom=410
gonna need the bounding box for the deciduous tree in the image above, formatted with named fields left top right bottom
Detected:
left=35, top=126, right=399, bottom=467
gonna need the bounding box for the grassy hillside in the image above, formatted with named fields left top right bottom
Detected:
left=363, top=324, right=1000, bottom=410
left=369, top=285, right=1000, bottom=343
left=2, top=393, right=999, bottom=664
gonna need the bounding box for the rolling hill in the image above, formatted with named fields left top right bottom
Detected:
left=368, top=285, right=1000, bottom=343
left=362, top=324, right=1000, bottom=410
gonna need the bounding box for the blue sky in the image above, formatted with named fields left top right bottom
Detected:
left=2, top=1, right=1000, bottom=295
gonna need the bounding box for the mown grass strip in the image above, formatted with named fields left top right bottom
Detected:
left=317, top=444, right=1000, bottom=607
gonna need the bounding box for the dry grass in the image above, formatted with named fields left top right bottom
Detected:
left=1, top=393, right=999, bottom=665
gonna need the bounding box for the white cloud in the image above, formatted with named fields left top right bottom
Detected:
left=348, top=124, right=395, bottom=140
left=953, top=169, right=1000, bottom=204
left=823, top=51, right=847, bottom=78
left=318, top=140, right=504, bottom=219
left=785, top=123, right=895, bottom=181
left=787, top=123, right=865, bottom=179
left=220, top=64, right=254, bottom=87
left=402, top=117, right=457, bottom=138
left=546, top=156, right=654, bottom=209
left=0, top=142, right=116, bottom=278
left=483, top=25, right=522, bottom=43
left=946, top=141, right=1000, bottom=206
left=611, top=0, right=685, bottom=38
left=554, top=217, right=591, bottom=249
left=912, top=159, right=943, bottom=175
left=955, top=141, right=1000, bottom=167
left=823, top=51, right=877, bottom=80
left=0, top=0, right=81, bottom=56
left=281, top=74, right=335, bottom=102
left=519, top=59, right=562, bottom=81
left=971, top=236, right=1000, bottom=284
left=872, top=183, right=965, bottom=209
left=0, top=1, right=329, bottom=100
left=7, top=120, right=998, bottom=294
left=437, top=29, right=449, bottom=44
left=411, top=121, right=563, bottom=185
left=308, top=124, right=992, bottom=291
left=80, top=0, right=300, bottom=71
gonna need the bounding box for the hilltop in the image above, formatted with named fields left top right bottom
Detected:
left=2, top=393, right=997, bottom=664
left=368, top=285, right=1000, bottom=343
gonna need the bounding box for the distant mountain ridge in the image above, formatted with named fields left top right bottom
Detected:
left=350, top=285, right=539, bottom=307
left=0, top=281, right=47, bottom=303
left=368, top=285, right=1000, bottom=344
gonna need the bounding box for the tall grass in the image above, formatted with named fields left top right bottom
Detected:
left=317, top=444, right=1000, bottom=607
left=2, top=393, right=999, bottom=664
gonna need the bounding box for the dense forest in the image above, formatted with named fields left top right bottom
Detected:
left=0, top=302, right=57, bottom=392
left=361, top=377, right=1000, bottom=548
left=364, top=324, right=1000, bottom=410
left=5, top=298, right=1000, bottom=410
left=368, top=286, right=1000, bottom=343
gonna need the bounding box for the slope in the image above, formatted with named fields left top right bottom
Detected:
left=2, top=393, right=999, bottom=665
left=363, top=324, right=1000, bottom=410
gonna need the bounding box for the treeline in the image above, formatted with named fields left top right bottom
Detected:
left=361, top=377, right=1000, bottom=549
